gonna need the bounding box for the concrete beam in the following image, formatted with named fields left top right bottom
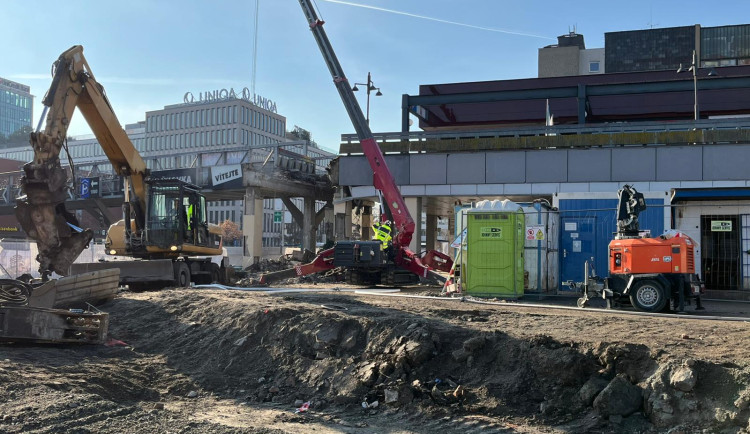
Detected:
left=242, top=165, right=334, bottom=201
left=280, top=197, right=303, bottom=229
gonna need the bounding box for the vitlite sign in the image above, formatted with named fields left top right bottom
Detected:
left=183, top=87, right=277, bottom=113
left=211, top=164, right=242, bottom=188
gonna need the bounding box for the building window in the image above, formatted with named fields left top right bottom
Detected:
left=589, top=61, right=600, bottom=73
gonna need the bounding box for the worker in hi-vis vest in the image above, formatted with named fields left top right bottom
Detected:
left=372, top=220, right=393, bottom=249
left=184, top=202, right=194, bottom=242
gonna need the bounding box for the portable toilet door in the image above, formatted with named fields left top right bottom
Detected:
left=463, top=200, right=524, bottom=298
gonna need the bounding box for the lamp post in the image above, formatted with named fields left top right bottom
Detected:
left=352, top=72, right=382, bottom=124
left=677, top=50, right=717, bottom=120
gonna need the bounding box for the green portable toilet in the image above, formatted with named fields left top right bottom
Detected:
left=461, top=200, right=524, bottom=298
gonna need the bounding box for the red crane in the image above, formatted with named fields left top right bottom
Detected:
left=260, top=1, right=452, bottom=284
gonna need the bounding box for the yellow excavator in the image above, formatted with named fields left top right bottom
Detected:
left=16, top=45, right=227, bottom=288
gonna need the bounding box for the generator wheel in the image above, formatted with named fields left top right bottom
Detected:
left=629, top=279, right=667, bottom=312
left=577, top=297, right=589, bottom=308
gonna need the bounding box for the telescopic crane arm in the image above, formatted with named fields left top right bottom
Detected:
left=15, top=45, right=148, bottom=277
left=298, top=1, right=415, bottom=249
left=298, top=0, right=451, bottom=278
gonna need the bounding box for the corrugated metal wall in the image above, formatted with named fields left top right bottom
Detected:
left=558, top=198, right=665, bottom=289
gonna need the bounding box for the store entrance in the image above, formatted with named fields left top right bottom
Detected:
left=700, top=215, right=741, bottom=291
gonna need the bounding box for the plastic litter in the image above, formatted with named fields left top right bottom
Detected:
left=295, top=401, right=310, bottom=413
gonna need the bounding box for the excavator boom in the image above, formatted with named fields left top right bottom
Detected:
left=15, top=45, right=149, bottom=277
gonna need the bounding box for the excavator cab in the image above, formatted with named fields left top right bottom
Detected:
left=145, top=179, right=209, bottom=251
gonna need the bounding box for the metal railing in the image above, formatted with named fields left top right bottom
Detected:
left=340, top=118, right=750, bottom=150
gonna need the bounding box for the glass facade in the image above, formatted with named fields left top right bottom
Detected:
left=142, top=99, right=288, bottom=171
left=605, top=26, right=696, bottom=73
left=0, top=77, right=33, bottom=138
left=701, top=24, right=750, bottom=67
left=604, top=24, right=750, bottom=73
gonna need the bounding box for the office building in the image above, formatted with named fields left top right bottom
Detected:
left=538, top=31, right=605, bottom=78
left=0, top=77, right=33, bottom=138
left=540, top=23, right=750, bottom=78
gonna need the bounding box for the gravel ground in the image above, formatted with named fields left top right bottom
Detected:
left=0, top=285, right=749, bottom=433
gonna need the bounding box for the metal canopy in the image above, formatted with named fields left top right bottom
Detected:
left=671, top=187, right=750, bottom=202
left=403, top=66, right=750, bottom=129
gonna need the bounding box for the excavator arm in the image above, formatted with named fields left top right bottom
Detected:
left=15, top=45, right=148, bottom=277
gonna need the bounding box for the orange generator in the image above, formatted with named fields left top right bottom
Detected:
left=599, top=185, right=704, bottom=312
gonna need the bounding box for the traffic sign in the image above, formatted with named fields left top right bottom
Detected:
left=79, top=177, right=100, bottom=199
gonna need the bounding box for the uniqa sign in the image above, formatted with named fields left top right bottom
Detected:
left=183, top=87, right=277, bottom=113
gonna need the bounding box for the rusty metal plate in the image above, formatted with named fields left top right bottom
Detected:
left=0, top=306, right=108, bottom=344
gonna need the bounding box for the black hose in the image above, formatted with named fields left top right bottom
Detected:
left=0, top=279, right=32, bottom=307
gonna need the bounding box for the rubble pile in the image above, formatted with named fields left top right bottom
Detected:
left=114, top=292, right=750, bottom=432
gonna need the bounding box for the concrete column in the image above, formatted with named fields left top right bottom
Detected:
left=360, top=204, right=372, bottom=241
left=242, top=188, right=264, bottom=267
left=333, top=201, right=352, bottom=241
left=302, top=197, right=316, bottom=252
left=405, top=197, right=423, bottom=252
left=425, top=214, right=437, bottom=252
left=316, top=203, right=334, bottom=244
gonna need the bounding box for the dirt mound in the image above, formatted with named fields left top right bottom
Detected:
left=1, top=289, right=750, bottom=432
left=107, top=292, right=750, bottom=431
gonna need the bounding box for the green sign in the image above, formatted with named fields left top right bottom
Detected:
left=273, top=211, right=283, bottom=223
left=480, top=227, right=503, bottom=238
left=711, top=220, right=732, bottom=232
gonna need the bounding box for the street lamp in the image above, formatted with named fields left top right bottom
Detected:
left=677, top=50, right=717, bottom=120
left=352, top=72, right=382, bottom=124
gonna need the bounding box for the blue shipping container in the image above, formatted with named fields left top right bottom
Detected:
left=558, top=198, right=664, bottom=290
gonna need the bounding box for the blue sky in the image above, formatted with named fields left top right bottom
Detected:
left=2, top=1, right=748, bottom=153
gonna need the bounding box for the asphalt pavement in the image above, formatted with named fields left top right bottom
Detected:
left=511, top=293, right=750, bottom=319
